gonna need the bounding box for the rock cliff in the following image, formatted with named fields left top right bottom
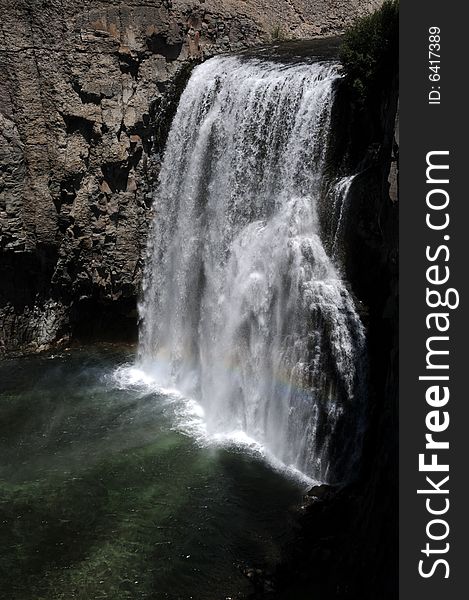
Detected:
left=0, top=0, right=381, bottom=352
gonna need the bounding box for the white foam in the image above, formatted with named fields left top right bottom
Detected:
left=111, top=363, right=315, bottom=488
left=114, top=365, right=156, bottom=388
left=113, top=364, right=184, bottom=399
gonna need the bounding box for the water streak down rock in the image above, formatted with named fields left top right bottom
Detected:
left=139, top=56, right=366, bottom=482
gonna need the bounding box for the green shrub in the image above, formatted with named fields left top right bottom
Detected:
left=340, top=0, right=398, bottom=102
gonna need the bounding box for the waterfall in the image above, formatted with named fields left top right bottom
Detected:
left=331, top=174, right=356, bottom=258
left=138, top=56, right=366, bottom=483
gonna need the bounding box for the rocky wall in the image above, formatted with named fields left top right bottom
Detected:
left=0, top=0, right=382, bottom=352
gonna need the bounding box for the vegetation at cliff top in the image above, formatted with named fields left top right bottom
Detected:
left=340, top=0, right=398, bottom=102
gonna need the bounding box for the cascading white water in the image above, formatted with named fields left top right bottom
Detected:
left=331, top=174, right=356, bottom=258
left=138, top=56, right=366, bottom=483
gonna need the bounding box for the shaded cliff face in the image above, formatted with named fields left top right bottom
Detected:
left=0, top=0, right=382, bottom=353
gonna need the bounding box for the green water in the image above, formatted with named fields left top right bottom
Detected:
left=0, top=347, right=304, bottom=600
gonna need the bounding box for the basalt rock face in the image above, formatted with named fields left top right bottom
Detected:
left=0, top=0, right=381, bottom=353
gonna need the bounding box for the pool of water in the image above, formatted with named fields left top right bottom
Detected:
left=0, top=346, right=305, bottom=599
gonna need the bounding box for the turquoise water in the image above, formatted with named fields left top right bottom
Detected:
left=0, top=347, right=305, bottom=599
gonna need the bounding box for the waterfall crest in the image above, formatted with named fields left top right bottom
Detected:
left=139, top=56, right=366, bottom=483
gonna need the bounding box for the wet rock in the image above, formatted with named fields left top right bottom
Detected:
left=306, top=484, right=336, bottom=499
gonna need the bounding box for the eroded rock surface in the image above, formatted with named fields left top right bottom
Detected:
left=0, top=0, right=381, bottom=353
